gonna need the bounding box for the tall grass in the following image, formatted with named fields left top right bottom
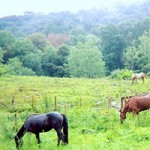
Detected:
left=0, top=76, right=150, bottom=149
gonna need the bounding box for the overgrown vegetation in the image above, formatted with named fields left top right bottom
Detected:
left=1, top=76, right=150, bottom=149
left=111, top=69, right=133, bottom=80
left=1, top=0, right=150, bottom=77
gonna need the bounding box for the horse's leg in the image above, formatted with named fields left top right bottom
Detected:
left=35, top=133, right=40, bottom=144
left=131, top=79, right=133, bottom=84
left=136, top=78, right=137, bottom=83
left=132, top=110, right=139, bottom=120
left=132, top=77, right=136, bottom=84
left=137, top=112, right=139, bottom=120
left=141, top=77, right=144, bottom=83
left=55, top=129, right=65, bottom=146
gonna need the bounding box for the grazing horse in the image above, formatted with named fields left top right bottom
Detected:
left=120, top=96, right=150, bottom=123
left=131, top=72, right=146, bottom=84
left=122, top=93, right=150, bottom=104
left=14, top=111, right=68, bottom=149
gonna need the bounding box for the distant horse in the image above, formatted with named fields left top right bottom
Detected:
left=120, top=96, right=150, bottom=123
left=131, top=72, right=146, bottom=84
left=14, top=111, right=68, bottom=149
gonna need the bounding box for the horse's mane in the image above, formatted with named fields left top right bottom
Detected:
left=122, top=99, right=131, bottom=112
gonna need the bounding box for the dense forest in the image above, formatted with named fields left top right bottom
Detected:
left=0, top=0, right=150, bottom=77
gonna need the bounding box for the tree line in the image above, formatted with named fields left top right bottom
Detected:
left=0, top=0, right=150, bottom=77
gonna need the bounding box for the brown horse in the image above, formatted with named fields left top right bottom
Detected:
left=131, top=72, right=146, bottom=84
left=123, top=93, right=150, bottom=104
left=120, top=96, right=150, bottom=123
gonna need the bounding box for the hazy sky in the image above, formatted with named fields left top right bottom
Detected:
left=0, top=0, right=146, bottom=18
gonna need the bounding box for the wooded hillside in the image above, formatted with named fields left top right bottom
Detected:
left=0, top=0, right=150, bottom=77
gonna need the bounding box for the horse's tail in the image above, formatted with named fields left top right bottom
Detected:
left=62, top=114, right=68, bottom=144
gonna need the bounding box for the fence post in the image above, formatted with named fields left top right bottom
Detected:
left=64, top=105, right=67, bottom=114
left=14, top=113, right=17, bottom=131
left=108, top=97, right=112, bottom=109
left=121, top=97, right=124, bottom=110
left=32, top=95, right=34, bottom=110
left=80, top=97, right=82, bottom=107
left=54, top=96, right=57, bottom=111
left=12, top=96, right=15, bottom=112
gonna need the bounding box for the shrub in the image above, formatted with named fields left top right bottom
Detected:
left=0, top=64, right=9, bottom=76
left=6, top=58, right=35, bottom=76
left=111, top=69, right=133, bottom=80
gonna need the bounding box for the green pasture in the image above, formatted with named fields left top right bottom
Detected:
left=1, top=76, right=150, bottom=150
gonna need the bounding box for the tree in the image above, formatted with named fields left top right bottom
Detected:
left=3, top=38, right=36, bottom=63
left=123, top=46, right=140, bottom=70
left=47, top=34, right=70, bottom=47
left=0, top=47, right=3, bottom=63
left=22, top=53, right=42, bottom=75
left=123, top=30, right=150, bottom=73
left=137, top=30, right=150, bottom=72
left=67, top=39, right=105, bottom=78
left=0, top=30, right=15, bottom=50
left=100, top=25, right=125, bottom=74
left=0, top=48, right=8, bottom=76
left=7, top=57, right=35, bottom=76
left=41, top=46, right=65, bottom=77
left=28, top=33, right=47, bottom=50
left=57, top=45, right=69, bottom=65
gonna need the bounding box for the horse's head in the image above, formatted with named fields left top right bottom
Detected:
left=120, top=110, right=126, bottom=123
left=14, top=136, right=19, bottom=148
left=14, top=135, right=23, bottom=149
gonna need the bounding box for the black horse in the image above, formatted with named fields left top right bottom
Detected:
left=14, top=111, right=68, bottom=148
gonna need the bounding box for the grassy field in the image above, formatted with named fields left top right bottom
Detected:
left=1, top=76, right=150, bottom=150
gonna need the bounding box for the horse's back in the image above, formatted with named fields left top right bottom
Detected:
left=24, top=114, right=48, bottom=132
left=25, top=114, right=47, bottom=123
left=46, top=112, right=64, bottom=128
left=129, top=96, right=150, bottom=111
left=132, top=72, right=145, bottom=78
left=23, top=112, right=63, bottom=133
left=131, top=74, right=136, bottom=79
left=136, top=97, right=150, bottom=107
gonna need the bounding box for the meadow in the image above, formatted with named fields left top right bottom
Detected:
left=1, top=76, right=150, bottom=150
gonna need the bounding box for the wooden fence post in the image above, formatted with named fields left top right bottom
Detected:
left=32, top=95, right=34, bottom=110
left=121, top=97, right=124, bottom=110
left=108, top=97, right=112, bottom=109
left=12, top=96, right=15, bottom=112
left=64, top=105, right=67, bottom=114
left=54, top=96, right=57, bottom=111
left=80, top=97, right=82, bottom=107
left=14, top=113, right=17, bottom=131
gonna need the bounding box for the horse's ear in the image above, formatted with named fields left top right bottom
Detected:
left=120, top=109, right=123, bottom=113
left=121, top=97, right=124, bottom=100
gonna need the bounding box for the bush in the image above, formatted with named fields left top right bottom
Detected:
left=0, top=64, right=9, bottom=76
left=110, top=69, right=133, bottom=80
left=6, top=57, right=35, bottom=76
